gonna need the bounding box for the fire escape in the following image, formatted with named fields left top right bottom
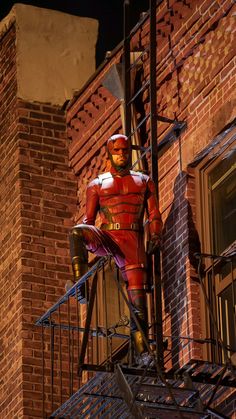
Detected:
left=36, top=1, right=236, bottom=417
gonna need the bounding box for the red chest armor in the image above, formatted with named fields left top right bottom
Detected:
left=83, top=170, right=162, bottom=236
left=98, top=171, right=146, bottom=225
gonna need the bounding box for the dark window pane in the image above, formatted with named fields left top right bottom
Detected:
left=209, top=151, right=236, bottom=254
left=218, top=281, right=236, bottom=354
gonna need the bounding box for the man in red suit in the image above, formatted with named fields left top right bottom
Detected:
left=69, top=134, right=162, bottom=364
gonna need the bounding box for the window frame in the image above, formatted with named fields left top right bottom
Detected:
left=195, top=127, right=236, bottom=363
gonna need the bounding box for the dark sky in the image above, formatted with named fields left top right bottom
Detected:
left=0, top=0, right=149, bottom=66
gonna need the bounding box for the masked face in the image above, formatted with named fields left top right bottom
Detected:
left=107, top=136, right=131, bottom=170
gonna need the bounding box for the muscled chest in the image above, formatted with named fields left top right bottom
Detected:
left=99, top=174, right=146, bottom=197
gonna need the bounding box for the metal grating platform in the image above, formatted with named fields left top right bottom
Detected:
left=50, top=360, right=236, bottom=418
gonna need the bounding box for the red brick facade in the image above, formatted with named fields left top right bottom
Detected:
left=67, top=0, right=236, bottom=372
left=1, top=0, right=235, bottom=417
left=67, top=12, right=236, bottom=414
left=0, top=20, right=77, bottom=418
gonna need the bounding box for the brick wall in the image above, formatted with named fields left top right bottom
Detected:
left=0, top=21, right=78, bottom=418
left=66, top=0, right=236, bottom=372
left=18, top=100, right=77, bottom=417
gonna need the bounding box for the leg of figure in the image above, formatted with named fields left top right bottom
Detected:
left=124, top=268, right=149, bottom=359
left=68, top=224, right=125, bottom=303
left=67, top=227, right=89, bottom=303
left=128, top=288, right=148, bottom=354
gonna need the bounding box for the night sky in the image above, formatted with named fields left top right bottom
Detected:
left=0, top=0, right=149, bottom=66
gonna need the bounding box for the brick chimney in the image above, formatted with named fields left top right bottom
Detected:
left=0, top=5, right=98, bottom=418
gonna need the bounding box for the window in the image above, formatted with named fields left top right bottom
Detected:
left=209, top=149, right=236, bottom=255
left=197, top=128, right=236, bottom=363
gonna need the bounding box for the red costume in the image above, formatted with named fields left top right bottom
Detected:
left=69, top=134, right=162, bottom=359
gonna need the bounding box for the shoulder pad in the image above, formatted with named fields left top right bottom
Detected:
left=98, top=172, right=112, bottom=184
left=130, top=170, right=149, bottom=182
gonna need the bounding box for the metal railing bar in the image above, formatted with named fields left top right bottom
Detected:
left=204, top=364, right=228, bottom=410
left=230, top=259, right=236, bottom=347
left=131, top=144, right=151, bottom=169
left=117, top=268, right=122, bottom=320
left=212, top=259, right=220, bottom=361
left=95, top=291, right=99, bottom=365
left=206, top=407, right=229, bottom=419
left=161, top=334, right=236, bottom=350
left=131, top=120, right=187, bottom=169
left=35, top=257, right=108, bottom=325
left=127, top=80, right=150, bottom=106
left=78, top=271, right=99, bottom=375
left=74, top=281, right=81, bottom=388
left=195, top=252, right=236, bottom=262
left=157, top=114, right=183, bottom=124
left=50, top=313, right=54, bottom=414
left=129, top=45, right=150, bottom=70
left=84, top=392, right=123, bottom=400
left=86, top=302, right=90, bottom=372
left=67, top=298, right=72, bottom=396
left=102, top=263, right=110, bottom=366
left=126, top=113, right=150, bottom=143
left=71, top=328, right=74, bottom=395
left=58, top=304, right=62, bottom=406
left=41, top=323, right=45, bottom=418
left=39, top=321, right=130, bottom=338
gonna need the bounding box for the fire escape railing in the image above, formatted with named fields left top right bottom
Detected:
left=36, top=251, right=236, bottom=418
left=36, top=256, right=173, bottom=417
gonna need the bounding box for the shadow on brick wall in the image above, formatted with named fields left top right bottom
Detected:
left=162, top=171, right=201, bottom=369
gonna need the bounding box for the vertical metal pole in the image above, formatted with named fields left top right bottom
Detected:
left=117, top=268, right=122, bottom=319
left=49, top=314, right=54, bottom=413
left=67, top=298, right=72, bottom=396
left=150, top=0, right=164, bottom=368
left=41, top=323, right=45, bottom=418
left=75, top=285, right=81, bottom=387
left=211, top=261, right=219, bottom=363
left=58, top=305, right=62, bottom=406
left=102, top=263, right=110, bottom=367
left=95, top=291, right=99, bottom=365
left=71, top=328, right=74, bottom=394
left=230, top=258, right=236, bottom=353
left=78, top=272, right=98, bottom=375
left=123, top=0, right=131, bottom=138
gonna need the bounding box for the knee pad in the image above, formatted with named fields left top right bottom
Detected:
left=69, top=227, right=88, bottom=263
left=124, top=267, right=147, bottom=291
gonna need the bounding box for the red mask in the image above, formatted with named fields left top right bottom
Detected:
left=107, top=135, right=131, bottom=172
left=107, top=135, right=130, bottom=155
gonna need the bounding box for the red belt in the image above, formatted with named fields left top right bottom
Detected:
left=101, top=222, right=141, bottom=231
